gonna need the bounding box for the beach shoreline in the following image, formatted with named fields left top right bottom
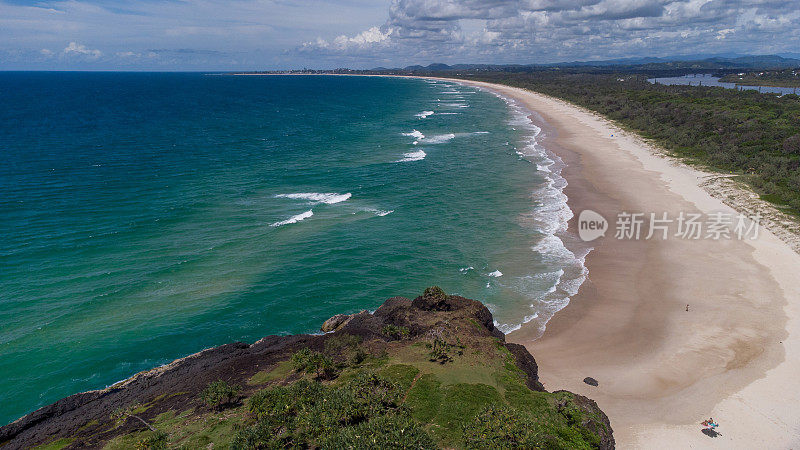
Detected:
left=445, top=78, right=800, bottom=448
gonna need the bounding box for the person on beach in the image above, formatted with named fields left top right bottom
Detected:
left=686, top=304, right=689, bottom=311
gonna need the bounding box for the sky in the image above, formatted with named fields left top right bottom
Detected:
left=1, top=0, right=798, bottom=70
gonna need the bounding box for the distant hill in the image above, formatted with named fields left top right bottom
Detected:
left=370, top=55, right=800, bottom=75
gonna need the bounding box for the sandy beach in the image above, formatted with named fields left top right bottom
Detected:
left=448, top=79, right=800, bottom=448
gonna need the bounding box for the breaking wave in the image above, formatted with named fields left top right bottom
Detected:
left=271, top=210, right=313, bottom=227
left=395, top=149, right=426, bottom=162
left=275, top=192, right=352, bottom=204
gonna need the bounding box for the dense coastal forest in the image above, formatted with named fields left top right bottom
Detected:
left=454, top=71, right=800, bottom=214
left=719, top=69, right=800, bottom=88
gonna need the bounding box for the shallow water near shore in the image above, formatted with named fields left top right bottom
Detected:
left=0, top=73, right=584, bottom=424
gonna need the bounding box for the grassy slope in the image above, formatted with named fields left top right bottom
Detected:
left=97, top=344, right=601, bottom=448
left=37, top=331, right=605, bottom=449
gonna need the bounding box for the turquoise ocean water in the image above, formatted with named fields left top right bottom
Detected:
left=0, top=73, right=587, bottom=424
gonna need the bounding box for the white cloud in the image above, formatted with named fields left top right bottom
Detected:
left=346, top=26, right=394, bottom=45
left=63, top=41, right=102, bottom=58
left=0, top=0, right=390, bottom=69
left=1, top=0, right=799, bottom=69
left=294, top=0, right=800, bottom=65
left=716, top=28, right=734, bottom=39
left=303, top=26, right=394, bottom=52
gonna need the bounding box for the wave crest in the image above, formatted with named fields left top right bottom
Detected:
left=271, top=210, right=313, bottom=227
left=395, top=150, right=426, bottom=162
left=275, top=192, right=352, bottom=204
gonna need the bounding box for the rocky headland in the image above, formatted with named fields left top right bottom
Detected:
left=0, top=287, right=613, bottom=449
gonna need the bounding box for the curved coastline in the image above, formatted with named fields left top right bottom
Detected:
left=445, top=78, right=800, bottom=448
left=3, top=74, right=799, bottom=447
left=488, top=88, right=592, bottom=337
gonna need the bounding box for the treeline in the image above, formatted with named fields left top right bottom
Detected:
left=458, top=72, right=800, bottom=214
left=719, top=69, right=800, bottom=88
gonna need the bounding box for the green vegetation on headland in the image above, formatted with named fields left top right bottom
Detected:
left=456, top=71, right=800, bottom=214
left=4, top=288, right=613, bottom=449
left=719, top=69, right=800, bottom=88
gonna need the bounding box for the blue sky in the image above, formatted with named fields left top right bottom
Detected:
left=1, top=0, right=798, bottom=70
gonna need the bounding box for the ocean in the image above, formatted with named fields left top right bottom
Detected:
left=0, top=73, right=587, bottom=425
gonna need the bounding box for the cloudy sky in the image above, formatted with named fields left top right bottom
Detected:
left=1, top=0, right=798, bottom=70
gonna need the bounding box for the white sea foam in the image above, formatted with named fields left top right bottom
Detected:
left=495, top=321, right=522, bottom=334
left=271, top=210, right=313, bottom=227
left=395, top=150, right=426, bottom=162
left=459, top=81, right=592, bottom=339
left=532, top=235, right=576, bottom=263
left=488, top=270, right=503, bottom=277
left=415, top=111, right=434, bottom=119
left=403, top=131, right=459, bottom=145
left=360, top=207, right=394, bottom=217
left=275, top=192, right=352, bottom=204
left=459, top=266, right=474, bottom=273
left=402, top=130, right=425, bottom=139
left=424, top=133, right=456, bottom=144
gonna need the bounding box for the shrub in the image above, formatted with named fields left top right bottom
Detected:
left=201, top=380, right=241, bottom=410
left=324, top=333, right=362, bottom=353
left=382, top=324, right=410, bottom=340
left=463, top=402, right=602, bottom=449
left=324, top=415, right=437, bottom=449
left=291, top=348, right=336, bottom=379
left=229, top=420, right=285, bottom=449
left=344, top=372, right=404, bottom=416
left=135, top=430, right=168, bottom=450
left=349, top=347, right=368, bottom=366
left=423, top=286, right=447, bottom=302
left=428, top=338, right=453, bottom=364
left=324, top=334, right=368, bottom=366
left=248, top=384, right=298, bottom=419
left=234, top=374, right=408, bottom=449
left=783, top=134, right=800, bottom=154
left=426, top=337, right=462, bottom=364
left=463, top=405, right=545, bottom=449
